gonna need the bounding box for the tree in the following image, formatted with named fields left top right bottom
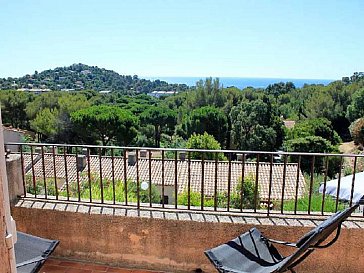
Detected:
left=230, top=98, right=284, bottom=151
left=286, top=118, right=341, bottom=146
left=71, top=105, right=138, bottom=146
left=285, top=136, right=340, bottom=176
left=30, top=108, right=59, bottom=142
left=0, top=91, right=33, bottom=128
left=186, top=78, right=226, bottom=109
left=349, top=118, right=364, bottom=146
left=25, top=92, right=91, bottom=143
left=54, top=93, right=91, bottom=143
left=25, top=92, right=62, bottom=120
left=140, top=106, right=176, bottom=147
left=346, top=88, right=364, bottom=122
left=350, top=72, right=364, bottom=83
left=183, top=106, right=228, bottom=147
left=305, top=82, right=354, bottom=140
left=266, top=82, right=295, bottom=97
left=185, top=132, right=225, bottom=160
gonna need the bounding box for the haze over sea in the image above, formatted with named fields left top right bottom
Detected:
left=145, top=77, right=334, bottom=89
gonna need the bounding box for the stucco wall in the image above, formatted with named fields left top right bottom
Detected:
left=6, top=154, right=24, bottom=205
left=12, top=205, right=364, bottom=273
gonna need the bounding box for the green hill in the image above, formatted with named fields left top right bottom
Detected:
left=0, top=63, right=189, bottom=94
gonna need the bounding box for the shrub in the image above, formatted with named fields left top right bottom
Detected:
left=230, top=174, right=258, bottom=209
left=349, top=118, right=364, bottom=146
left=285, top=136, right=341, bottom=177
left=177, top=173, right=258, bottom=209
left=27, top=173, right=160, bottom=203
left=186, top=132, right=226, bottom=160
left=25, top=175, right=58, bottom=196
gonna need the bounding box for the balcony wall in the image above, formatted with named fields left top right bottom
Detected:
left=11, top=200, right=364, bottom=273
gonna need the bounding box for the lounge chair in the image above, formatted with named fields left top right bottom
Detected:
left=205, top=202, right=360, bottom=273
left=15, top=232, right=59, bottom=273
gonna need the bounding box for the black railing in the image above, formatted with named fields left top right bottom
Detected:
left=6, top=142, right=364, bottom=217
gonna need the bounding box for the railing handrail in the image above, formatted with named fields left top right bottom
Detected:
left=5, top=142, right=364, bottom=158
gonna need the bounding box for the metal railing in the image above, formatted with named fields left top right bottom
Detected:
left=6, top=142, right=364, bottom=217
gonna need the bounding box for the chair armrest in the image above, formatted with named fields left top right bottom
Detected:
left=261, top=237, right=298, bottom=248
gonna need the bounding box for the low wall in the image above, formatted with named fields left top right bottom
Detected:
left=12, top=202, right=364, bottom=273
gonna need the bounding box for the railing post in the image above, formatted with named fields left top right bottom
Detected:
left=280, top=155, right=287, bottom=214
left=254, top=154, right=260, bottom=213
left=227, top=153, right=231, bottom=212
left=240, top=153, right=245, bottom=212
left=174, top=150, right=178, bottom=209
left=321, top=156, right=329, bottom=215
left=214, top=152, right=218, bottom=211
left=307, top=155, right=315, bottom=215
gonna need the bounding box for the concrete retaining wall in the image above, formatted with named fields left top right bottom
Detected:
left=12, top=203, right=364, bottom=273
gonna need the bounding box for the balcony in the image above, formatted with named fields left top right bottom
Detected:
left=6, top=142, right=364, bottom=272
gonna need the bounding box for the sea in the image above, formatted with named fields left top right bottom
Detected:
left=145, top=77, right=334, bottom=89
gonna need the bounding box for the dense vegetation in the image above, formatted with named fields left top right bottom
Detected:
left=0, top=63, right=188, bottom=93
left=10, top=67, right=364, bottom=213
left=2, top=67, right=364, bottom=160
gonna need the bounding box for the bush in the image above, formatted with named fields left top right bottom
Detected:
left=27, top=173, right=161, bottom=203
left=177, top=173, right=258, bottom=210
left=186, top=132, right=226, bottom=160
left=286, top=118, right=341, bottom=145
left=285, top=136, right=340, bottom=177
left=349, top=118, right=364, bottom=146
left=183, top=106, right=228, bottom=147
left=230, top=174, right=258, bottom=209
left=26, top=175, right=58, bottom=196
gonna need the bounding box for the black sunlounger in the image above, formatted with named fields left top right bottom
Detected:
left=15, top=232, right=59, bottom=273
left=205, top=202, right=360, bottom=273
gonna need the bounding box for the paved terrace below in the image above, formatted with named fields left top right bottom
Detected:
left=12, top=198, right=364, bottom=273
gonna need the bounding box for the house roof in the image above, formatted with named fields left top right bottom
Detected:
left=283, top=120, right=296, bottom=129
left=23, top=153, right=305, bottom=200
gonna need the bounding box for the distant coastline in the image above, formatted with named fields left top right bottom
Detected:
left=144, top=76, right=335, bottom=89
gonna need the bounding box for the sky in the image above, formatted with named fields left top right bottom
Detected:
left=0, top=0, right=363, bottom=79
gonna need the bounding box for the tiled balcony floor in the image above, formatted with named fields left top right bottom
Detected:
left=40, top=258, right=165, bottom=273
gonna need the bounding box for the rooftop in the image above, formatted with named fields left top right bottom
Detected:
left=22, top=153, right=306, bottom=200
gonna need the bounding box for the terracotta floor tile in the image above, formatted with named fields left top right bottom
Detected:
left=59, top=261, right=86, bottom=268
left=106, top=268, right=133, bottom=273
left=39, top=264, right=67, bottom=273
left=106, top=268, right=162, bottom=273
left=81, top=264, right=108, bottom=271
left=43, top=259, right=163, bottom=273
left=65, top=268, right=93, bottom=273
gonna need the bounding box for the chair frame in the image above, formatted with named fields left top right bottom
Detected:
left=205, top=202, right=360, bottom=273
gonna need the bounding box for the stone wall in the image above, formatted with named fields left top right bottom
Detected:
left=12, top=201, right=364, bottom=273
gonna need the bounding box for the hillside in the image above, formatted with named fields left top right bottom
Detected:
left=0, top=63, right=189, bottom=94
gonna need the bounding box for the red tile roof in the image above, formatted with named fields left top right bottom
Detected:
left=23, top=153, right=305, bottom=200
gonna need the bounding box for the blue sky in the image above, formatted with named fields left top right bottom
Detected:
left=0, top=0, right=363, bottom=79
